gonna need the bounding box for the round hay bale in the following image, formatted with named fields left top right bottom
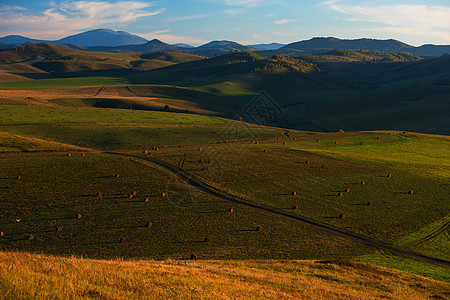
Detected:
left=360, top=142, right=364, bottom=145
left=377, top=137, right=380, bottom=139
left=305, top=160, right=310, bottom=164
left=263, top=149, right=267, bottom=153
left=367, top=202, right=373, bottom=206
left=339, top=214, right=346, bottom=219
left=155, top=147, right=159, bottom=151
left=208, top=160, right=212, bottom=164
left=128, top=194, right=134, bottom=199
left=179, top=145, right=183, bottom=148
left=119, top=237, right=127, bottom=243
left=255, top=141, right=258, bottom=144
left=115, top=174, right=120, bottom=178
left=276, top=137, right=280, bottom=140
left=76, top=214, right=82, bottom=219
left=184, top=153, right=188, bottom=157
left=256, top=226, right=262, bottom=232
left=96, top=192, right=102, bottom=198
left=204, top=237, right=211, bottom=243
left=161, top=192, right=166, bottom=197
left=147, top=222, right=152, bottom=228
left=293, top=205, right=299, bottom=210
left=361, top=181, right=365, bottom=185
left=198, top=159, right=204, bottom=163
left=335, top=141, right=338, bottom=144
left=251, top=140, right=254, bottom=143
left=198, top=148, right=202, bottom=151
left=387, top=174, right=392, bottom=178
left=57, top=227, right=63, bottom=232
left=143, top=150, right=148, bottom=154
left=293, top=137, right=297, bottom=140
left=408, top=190, right=414, bottom=195
left=28, top=234, right=34, bottom=241
left=67, top=153, right=71, bottom=157
left=16, top=176, right=21, bottom=180
left=144, top=198, right=149, bottom=203
left=132, top=191, right=137, bottom=196
left=317, top=140, right=320, bottom=142
left=229, top=208, right=234, bottom=213
left=292, top=192, right=297, bottom=196
left=345, top=188, right=350, bottom=193
left=283, top=142, right=287, bottom=145
left=81, top=153, right=85, bottom=157
left=191, top=254, right=197, bottom=260
left=0, top=232, right=4, bottom=237
left=338, top=192, right=344, bottom=197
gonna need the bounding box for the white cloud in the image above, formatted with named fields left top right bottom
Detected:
left=224, top=0, right=263, bottom=8
left=323, top=2, right=450, bottom=44
left=225, top=9, right=243, bottom=14
left=166, top=14, right=208, bottom=22
left=274, top=19, right=293, bottom=25
left=0, top=1, right=164, bottom=40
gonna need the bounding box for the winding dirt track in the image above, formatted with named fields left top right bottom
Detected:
left=106, top=151, right=450, bottom=267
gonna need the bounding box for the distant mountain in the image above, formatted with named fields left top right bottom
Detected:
left=89, top=39, right=181, bottom=53
left=248, top=43, right=285, bottom=51
left=411, top=45, right=450, bottom=56
left=194, top=41, right=257, bottom=52
left=0, top=35, right=43, bottom=44
left=173, top=43, right=194, bottom=48
left=56, top=29, right=148, bottom=47
left=282, top=37, right=413, bottom=53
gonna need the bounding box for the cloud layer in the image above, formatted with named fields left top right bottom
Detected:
left=0, top=1, right=163, bottom=39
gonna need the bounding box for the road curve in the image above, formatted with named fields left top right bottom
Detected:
left=105, top=151, right=450, bottom=267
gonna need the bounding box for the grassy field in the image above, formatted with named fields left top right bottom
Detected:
left=1, top=251, right=449, bottom=299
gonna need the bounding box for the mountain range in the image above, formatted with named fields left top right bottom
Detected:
left=1, top=29, right=449, bottom=57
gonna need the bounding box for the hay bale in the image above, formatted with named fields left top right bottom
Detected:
left=96, top=192, right=103, bottom=198
left=293, top=205, right=299, bottom=210
left=179, top=145, right=183, bottom=148
left=339, top=214, right=346, bottom=219
left=256, top=226, right=262, bottom=232
left=144, top=198, right=149, bottom=203
left=283, top=142, right=287, bottom=145
left=229, top=208, right=234, bottom=213
left=367, top=202, right=373, bottom=206
left=155, top=147, right=159, bottom=151
left=376, top=137, right=380, bottom=139
left=338, top=192, right=343, bottom=197
left=81, top=153, right=85, bottom=157
left=345, top=188, right=350, bottom=193
left=198, top=159, right=204, bottom=163
left=57, top=227, right=63, bottom=232
left=361, top=181, right=365, bottom=185
left=305, top=160, right=310, bottom=164
left=143, top=150, right=148, bottom=154
left=115, top=174, right=120, bottom=178
left=276, top=138, right=280, bottom=140
left=317, top=140, right=320, bottom=142
left=255, top=141, right=258, bottom=144
left=335, top=141, right=339, bottom=144
left=132, top=191, right=137, bottom=196
left=408, top=190, right=414, bottom=195
left=360, top=142, right=364, bottom=145
left=184, top=153, right=188, bottom=157
left=204, top=237, right=211, bottom=243
left=0, top=232, right=4, bottom=237
left=119, top=237, right=127, bottom=243
left=292, top=192, right=297, bottom=196
left=161, top=192, right=166, bottom=197
left=67, top=153, right=71, bottom=157
left=76, top=214, right=82, bottom=219
left=387, top=174, right=392, bottom=178
left=263, top=149, right=267, bottom=153
left=16, top=176, right=21, bottom=180
left=293, top=137, right=297, bottom=140
left=28, top=234, right=34, bottom=241
left=147, top=222, right=152, bottom=228
left=128, top=194, right=134, bottom=199
left=191, top=254, right=197, bottom=260
left=198, top=148, right=202, bottom=151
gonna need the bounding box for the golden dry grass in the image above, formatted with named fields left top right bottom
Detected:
left=0, top=251, right=448, bottom=299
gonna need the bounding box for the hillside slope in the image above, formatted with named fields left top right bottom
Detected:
left=0, top=251, right=448, bottom=299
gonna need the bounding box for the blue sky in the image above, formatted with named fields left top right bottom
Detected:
left=1, top=0, right=449, bottom=46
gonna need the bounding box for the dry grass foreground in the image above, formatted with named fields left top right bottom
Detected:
left=0, top=251, right=448, bottom=299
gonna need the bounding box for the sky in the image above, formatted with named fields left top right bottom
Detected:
left=1, top=0, right=450, bottom=46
